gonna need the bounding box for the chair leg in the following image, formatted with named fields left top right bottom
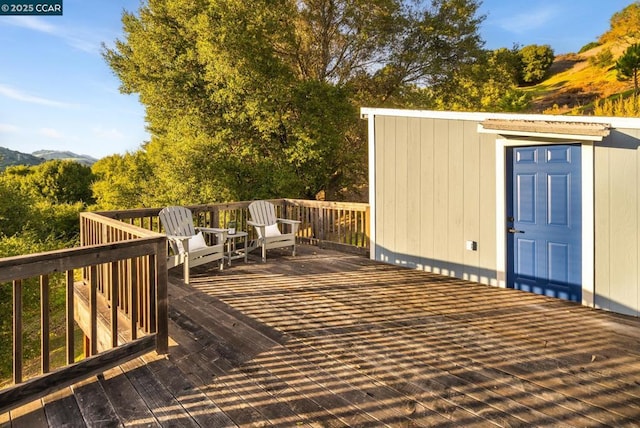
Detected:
left=262, top=243, right=267, bottom=263
left=183, top=255, right=190, bottom=285
left=292, top=243, right=296, bottom=257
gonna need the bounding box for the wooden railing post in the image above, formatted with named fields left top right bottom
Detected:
left=365, top=205, right=371, bottom=249
left=40, top=275, right=50, bottom=374
left=155, top=241, right=169, bottom=354
left=13, top=279, right=22, bottom=385
left=66, top=270, right=75, bottom=365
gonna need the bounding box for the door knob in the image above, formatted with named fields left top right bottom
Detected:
left=508, top=228, right=525, bottom=234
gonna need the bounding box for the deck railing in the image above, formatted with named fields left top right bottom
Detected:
left=0, top=198, right=366, bottom=414
left=0, top=212, right=168, bottom=414
left=99, top=198, right=370, bottom=254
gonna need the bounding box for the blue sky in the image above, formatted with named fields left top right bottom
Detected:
left=0, top=0, right=635, bottom=160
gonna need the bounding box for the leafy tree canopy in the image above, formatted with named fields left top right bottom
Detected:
left=27, top=160, right=96, bottom=205
left=102, top=0, right=486, bottom=204
left=600, top=1, right=640, bottom=45
left=91, top=152, right=153, bottom=209
left=518, top=44, right=554, bottom=85
left=0, top=161, right=93, bottom=242
left=616, top=43, right=640, bottom=97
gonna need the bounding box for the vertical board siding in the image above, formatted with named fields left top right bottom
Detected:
left=448, top=120, right=465, bottom=277
left=433, top=119, right=450, bottom=275
left=594, top=129, right=640, bottom=316
left=594, top=143, right=610, bottom=310
left=478, top=133, right=497, bottom=285
left=374, top=115, right=497, bottom=283
left=462, top=120, right=481, bottom=283
left=395, top=116, right=409, bottom=265
left=420, top=118, right=435, bottom=271
left=407, top=118, right=422, bottom=267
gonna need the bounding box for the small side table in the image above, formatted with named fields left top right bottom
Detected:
left=225, top=231, right=248, bottom=266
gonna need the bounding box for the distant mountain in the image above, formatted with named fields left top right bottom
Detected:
left=0, top=146, right=45, bottom=170
left=0, top=147, right=98, bottom=171
left=32, top=150, right=98, bottom=167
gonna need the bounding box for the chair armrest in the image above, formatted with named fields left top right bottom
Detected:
left=276, top=218, right=301, bottom=225
left=247, top=220, right=266, bottom=238
left=196, top=227, right=227, bottom=243
left=276, top=218, right=300, bottom=234
left=166, top=234, right=191, bottom=242
left=166, top=235, right=191, bottom=254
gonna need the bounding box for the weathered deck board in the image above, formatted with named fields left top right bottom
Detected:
left=42, top=387, right=85, bottom=428
left=3, top=245, right=640, bottom=427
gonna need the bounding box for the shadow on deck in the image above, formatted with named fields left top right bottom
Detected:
left=3, top=244, right=640, bottom=427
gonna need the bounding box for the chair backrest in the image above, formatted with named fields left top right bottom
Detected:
left=248, top=200, right=277, bottom=227
left=159, top=206, right=197, bottom=237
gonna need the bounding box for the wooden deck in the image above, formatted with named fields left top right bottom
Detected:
left=3, top=245, right=640, bottom=427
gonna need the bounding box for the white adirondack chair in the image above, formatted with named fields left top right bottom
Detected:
left=248, top=200, right=301, bottom=262
left=159, top=206, right=227, bottom=284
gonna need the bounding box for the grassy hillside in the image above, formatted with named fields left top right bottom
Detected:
left=525, top=42, right=634, bottom=115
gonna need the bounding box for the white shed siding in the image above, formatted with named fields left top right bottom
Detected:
left=365, top=108, right=640, bottom=316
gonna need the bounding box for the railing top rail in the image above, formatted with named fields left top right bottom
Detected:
left=81, top=212, right=163, bottom=238
left=93, top=199, right=286, bottom=220
left=0, top=236, right=165, bottom=282
left=283, top=199, right=369, bottom=210
left=95, top=199, right=369, bottom=220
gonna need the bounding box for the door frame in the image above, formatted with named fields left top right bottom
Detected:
left=495, top=137, right=594, bottom=307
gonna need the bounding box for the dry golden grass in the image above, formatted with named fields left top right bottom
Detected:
left=525, top=42, right=634, bottom=115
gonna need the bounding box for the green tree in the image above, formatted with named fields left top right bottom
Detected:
left=92, top=152, right=153, bottom=209
left=616, top=43, right=640, bottom=100
left=600, top=2, right=640, bottom=45
left=433, top=45, right=526, bottom=112
left=0, top=176, right=33, bottom=237
left=28, top=160, right=96, bottom=205
left=103, top=0, right=485, bottom=203
left=518, top=44, right=555, bottom=84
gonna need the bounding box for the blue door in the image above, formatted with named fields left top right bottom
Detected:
left=506, top=145, right=582, bottom=302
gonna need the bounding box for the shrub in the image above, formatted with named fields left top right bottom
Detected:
left=519, top=44, right=555, bottom=84
left=588, top=48, right=614, bottom=68
left=593, top=96, right=640, bottom=116
left=579, top=41, right=601, bottom=53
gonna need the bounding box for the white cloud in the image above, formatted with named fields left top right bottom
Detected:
left=40, top=128, right=65, bottom=139
left=4, top=16, right=57, bottom=33
left=3, top=16, right=102, bottom=54
left=0, top=84, right=75, bottom=108
left=497, top=6, right=559, bottom=35
left=0, top=123, right=20, bottom=133
left=92, top=126, right=125, bottom=140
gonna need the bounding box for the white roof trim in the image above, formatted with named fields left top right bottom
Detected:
left=360, top=107, right=640, bottom=130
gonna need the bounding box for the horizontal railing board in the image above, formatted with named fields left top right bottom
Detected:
left=81, top=212, right=163, bottom=237
left=94, top=199, right=285, bottom=220
left=0, top=238, right=165, bottom=282
left=284, top=199, right=368, bottom=210
left=0, top=335, right=155, bottom=415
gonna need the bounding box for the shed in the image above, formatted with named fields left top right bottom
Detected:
left=362, top=108, right=640, bottom=316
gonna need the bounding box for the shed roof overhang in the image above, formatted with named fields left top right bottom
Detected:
left=478, top=119, right=611, bottom=142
